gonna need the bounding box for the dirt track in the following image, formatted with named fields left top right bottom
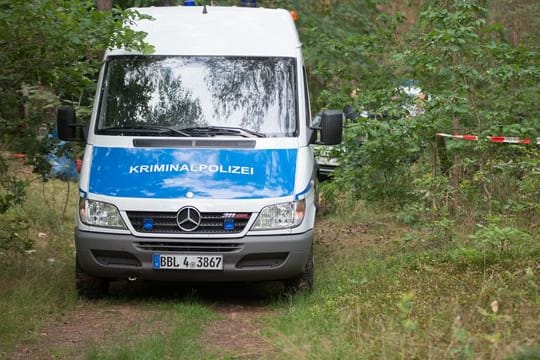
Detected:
left=11, top=218, right=377, bottom=359
left=12, top=282, right=280, bottom=359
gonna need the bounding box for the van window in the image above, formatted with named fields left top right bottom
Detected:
left=97, top=56, right=298, bottom=137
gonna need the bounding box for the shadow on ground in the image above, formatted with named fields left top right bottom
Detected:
left=107, top=278, right=287, bottom=305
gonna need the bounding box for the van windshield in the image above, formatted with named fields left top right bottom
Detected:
left=96, top=56, right=298, bottom=137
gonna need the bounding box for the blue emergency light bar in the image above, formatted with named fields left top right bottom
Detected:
left=183, top=0, right=195, bottom=5
left=240, top=0, right=258, bottom=7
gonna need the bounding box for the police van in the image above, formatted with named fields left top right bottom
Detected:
left=57, top=3, right=342, bottom=297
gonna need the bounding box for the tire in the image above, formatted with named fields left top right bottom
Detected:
left=284, top=250, right=314, bottom=295
left=76, top=258, right=109, bottom=299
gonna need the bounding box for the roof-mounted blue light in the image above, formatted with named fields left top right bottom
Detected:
left=183, top=0, right=196, bottom=5
left=240, top=0, right=258, bottom=7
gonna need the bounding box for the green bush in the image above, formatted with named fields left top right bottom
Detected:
left=324, top=0, right=540, bottom=231
left=0, top=207, right=32, bottom=253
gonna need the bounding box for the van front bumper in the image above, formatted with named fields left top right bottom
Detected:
left=75, top=229, right=312, bottom=282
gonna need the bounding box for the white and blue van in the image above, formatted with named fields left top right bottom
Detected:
left=57, top=4, right=342, bottom=297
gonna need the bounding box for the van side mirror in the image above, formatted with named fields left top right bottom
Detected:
left=57, top=106, right=87, bottom=142
left=319, top=110, right=343, bottom=145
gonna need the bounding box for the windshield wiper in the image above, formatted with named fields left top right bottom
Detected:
left=179, top=126, right=266, bottom=138
left=98, top=125, right=190, bottom=137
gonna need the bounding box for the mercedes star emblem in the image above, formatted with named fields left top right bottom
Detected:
left=176, top=206, right=202, bottom=232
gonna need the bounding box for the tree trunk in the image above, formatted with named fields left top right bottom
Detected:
left=96, top=0, right=112, bottom=11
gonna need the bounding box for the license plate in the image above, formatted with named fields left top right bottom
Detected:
left=152, top=254, right=223, bottom=270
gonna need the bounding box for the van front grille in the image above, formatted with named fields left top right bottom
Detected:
left=126, top=211, right=251, bottom=234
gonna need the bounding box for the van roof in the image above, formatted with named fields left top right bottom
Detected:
left=107, top=6, right=301, bottom=57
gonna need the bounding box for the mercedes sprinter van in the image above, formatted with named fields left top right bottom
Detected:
left=58, top=4, right=342, bottom=297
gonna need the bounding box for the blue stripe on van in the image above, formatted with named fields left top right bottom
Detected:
left=88, top=147, right=297, bottom=199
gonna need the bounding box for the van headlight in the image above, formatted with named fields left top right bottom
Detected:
left=79, top=198, right=126, bottom=229
left=252, top=199, right=305, bottom=230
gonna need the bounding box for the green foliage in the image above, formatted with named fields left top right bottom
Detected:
left=511, top=346, right=540, bottom=360
left=450, top=325, right=475, bottom=359
left=469, top=220, right=531, bottom=256
left=397, top=292, right=418, bottom=332
left=0, top=207, right=32, bottom=253
left=0, top=160, right=26, bottom=214
left=336, top=114, right=428, bottom=205
left=267, top=213, right=539, bottom=358
left=407, top=0, right=540, bottom=135
left=322, top=0, right=540, bottom=231
left=0, top=0, right=152, bottom=150
left=0, top=158, right=30, bottom=253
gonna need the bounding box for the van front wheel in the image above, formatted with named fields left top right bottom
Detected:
left=284, top=251, right=314, bottom=294
left=76, top=258, right=109, bottom=299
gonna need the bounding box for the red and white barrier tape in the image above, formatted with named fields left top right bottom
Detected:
left=436, top=133, right=540, bottom=145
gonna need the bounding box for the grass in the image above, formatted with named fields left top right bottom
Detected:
left=263, top=202, right=540, bottom=359
left=0, top=256, right=76, bottom=354
left=83, top=301, right=217, bottom=360
left=0, top=177, right=79, bottom=357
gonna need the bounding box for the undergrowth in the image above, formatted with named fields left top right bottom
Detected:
left=0, top=176, right=78, bottom=356
left=266, top=197, right=539, bottom=359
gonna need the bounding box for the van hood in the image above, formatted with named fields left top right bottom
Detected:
left=88, top=147, right=297, bottom=199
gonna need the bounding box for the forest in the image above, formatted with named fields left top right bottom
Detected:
left=0, top=0, right=539, bottom=358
